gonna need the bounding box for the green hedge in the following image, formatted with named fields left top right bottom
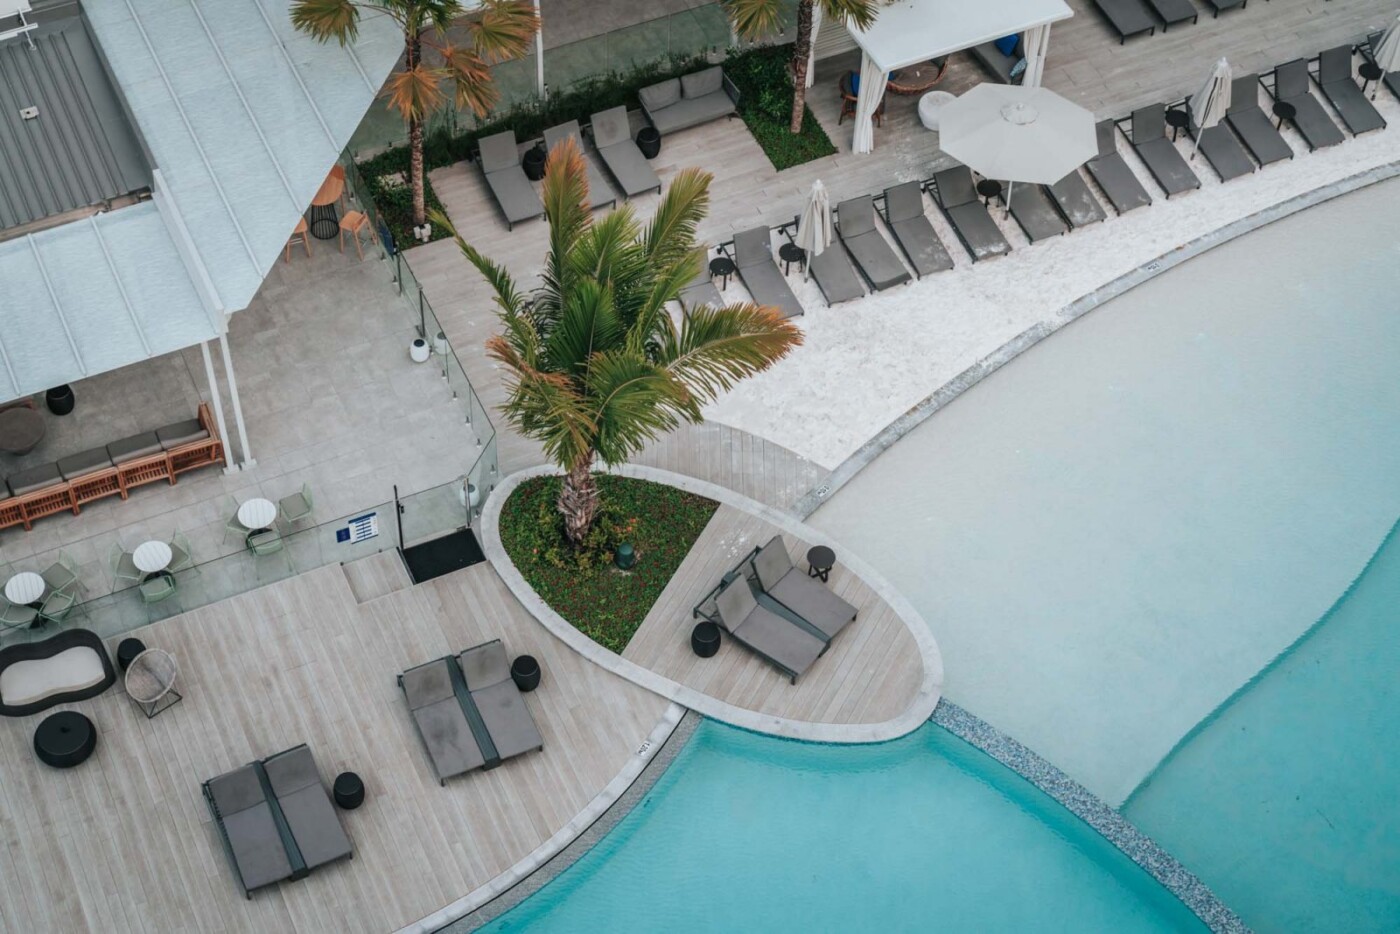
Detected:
left=725, top=45, right=836, bottom=170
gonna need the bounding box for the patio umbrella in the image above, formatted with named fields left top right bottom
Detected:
left=794, top=180, right=832, bottom=281
left=1372, top=14, right=1400, bottom=100
left=1188, top=58, right=1233, bottom=159
left=938, top=84, right=1096, bottom=218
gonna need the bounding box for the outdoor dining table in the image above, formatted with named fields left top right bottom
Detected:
left=238, top=497, right=278, bottom=533
left=133, top=541, right=173, bottom=581
left=5, top=571, right=46, bottom=606
left=307, top=173, right=345, bottom=240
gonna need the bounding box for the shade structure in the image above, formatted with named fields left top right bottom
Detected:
left=1373, top=14, right=1400, bottom=100
left=1188, top=58, right=1233, bottom=157
left=939, top=84, right=1096, bottom=207
left=794, top=180, right=833, bottom=280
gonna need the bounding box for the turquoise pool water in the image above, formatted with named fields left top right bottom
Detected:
left=1124, top=517, right=1400, bottom=932
left=481, top=721, right=1204, bottom=933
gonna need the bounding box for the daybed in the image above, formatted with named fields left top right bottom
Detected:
left=0, top=628, right=116, bottom=717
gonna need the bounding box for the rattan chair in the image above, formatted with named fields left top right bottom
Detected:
left=125, top=648, right=182, bottom=718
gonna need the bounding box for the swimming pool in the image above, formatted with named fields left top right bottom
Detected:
left=479, top=720, right=1205, bottom=932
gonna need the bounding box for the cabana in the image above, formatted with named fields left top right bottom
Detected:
left=840, top=0, right=1074, bottom=153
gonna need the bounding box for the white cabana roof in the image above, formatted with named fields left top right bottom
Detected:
left=847, top=0, right=1073, bottom=73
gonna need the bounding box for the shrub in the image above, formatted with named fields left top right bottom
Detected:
left=724, top=45, right=836, bottom=171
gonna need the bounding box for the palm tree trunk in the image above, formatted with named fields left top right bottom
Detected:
left=789, top=0, right=814, bottom=135
left=407, top=32, right=426, bottom=228
left=558, top=456, right=599, bottom=547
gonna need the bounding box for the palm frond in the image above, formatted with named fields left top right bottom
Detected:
left=434, top=41, right=498, bottom=116
left=464, top=0, right=539, bottom=62
left=487, top=335, right=595, bottom=467
left=443, top=212, right=527, bottom=316
left=585, top=351, right=693, bottom=464
left=542, top=278, right=624, bottom=377
left=290, top=0, right=361, bottom=45
left=536, top=139, right=593, bottom=327
left=656, top=302, right=802, bottom=400
left=625, top=252, right=701, bottom=357
left=719, top=0, right=784, bottom=41
left=820, top=0, right=880, bottom=31
left=642, top=168, right=709, bottom=272
left=384, top=63, right=448, bottom=122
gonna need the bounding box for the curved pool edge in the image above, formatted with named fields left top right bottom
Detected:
left=480, top=463, right=945, bottom=744
left=792, top=161, right=1400, bottom=519
left=934, top=701, right=1249, bottom=934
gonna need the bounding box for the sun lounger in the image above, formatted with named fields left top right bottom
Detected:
left=929, top=167, right=1011, bottom=263
left=1128, top=105, right=1200, bottom=198
left=1143, top=0, right=1197, bottom=29
left=1045, top=170, right=1106, bottom=228
left=835, top=195, right=911, bottom=290
left=1186, top=106, right=1255, bottom=182
left=544, top=121, right=618, bottom=209
left=714, top=575, right=825, bottom=684
left=1085, top=121, right=1152, bottom=215
left=750, top=535, right=856, bottom=641
left=400, top=656, right=489, bottom=785
left=1271, top=59, right=1345, bottom=151
left=262, top=745, right=354, bottom=874
left=478, top=130, right=545, bottom=230
left=1224, top=74, right=1293, bottom=166
left=881, top=182, right=954, bottom=276
left=732, top=227, right=804, bottom=319
left=204, top=764, right=295, bottom=897
left=1200, top=0, right=1245, bottom=16
left=1002, top=182, right=1068, bottom=242
left=789, top=217, right=864, bottom=305
left=679, top=265, right=724, bottom=309
left=1366, top=32, right=1400, bottom=101
left=1092, top=0, right=1156, bottom=43
left=458, top=640, right=544, bottom=762
left=589, top=106, right=662, bottom=198
left=1316, top=46, right=1386, bottom=135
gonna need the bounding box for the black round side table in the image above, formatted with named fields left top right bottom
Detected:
left=778, top=242, right=806, bottom=276
left=709, top=255, right=736, bottom=290
left=34, top=711, right=96, bottom=768
left=807, top=545, right=836, bottom=583
left=117, top=638, right=147, bottom=672
left=1164, top=107, right=1190, bottom=141
left=975, top=178, right=1003, bottom=206
left=691, top=621, right=721, bottom=658
left=1271, top=100, right=1296, bottom=130
left=636, top=127, right=661, bottom=159
left=511, top=655, right=541, bottom=692
left=1359, top=61, right=1384, bottom=96
left=333, top=771, right=365, bottom=809
left=45, top=385, right=75, bottom=416
left=522, top=145, right=547, bottom=181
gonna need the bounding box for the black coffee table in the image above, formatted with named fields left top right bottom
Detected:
left=1272, top=100, right=1296, bottom=130
left=807, top=545, right=836, bottom=583
left=709, top=255, right=736, bottom=289
left=778, top=242, right=806, bottom=276
left=34, top=711, right=96, bottom=768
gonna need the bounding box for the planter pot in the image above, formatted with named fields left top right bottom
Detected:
left=692, top=621, right=721, bottom=658
left=510, top=655, right=541, bottom=692
left=522, top=146, right=547, bottom=181
left=636, top=127, right=661, bottom=159
left=409, top=338, right=430, bottom=363
left=45, top=385, right=75, bottom=416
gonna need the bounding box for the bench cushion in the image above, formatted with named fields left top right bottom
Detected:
left=639, top=77, right=680, bottom=113
left=0, top=646, right=106, bottom=708
left=156, top=419, right=209, bottom=450
left=650, top=93, right=735, bottom=135
left=58, top=447, right=114, bottom=480
left=8, top=462, right=62, bottom=496
left=681, top=66, right=723, bottom=99
left=108, top=431, right=163, bottom=465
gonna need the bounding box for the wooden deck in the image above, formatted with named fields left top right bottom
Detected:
left=0, top=558, right=669, bottom=934
left=623, top=504, right=924, bottom=726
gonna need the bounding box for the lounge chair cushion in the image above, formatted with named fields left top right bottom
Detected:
left=471, top=679, right=544, bottom=760
left=752, top=536, right=856, bottom=640
left=477, top=131, right=521, bottom=174
left=107, top=431, right=163, bottom=465
left=402, top=658, right=456, bottom=707
left=157, top=419, right=209, bottom=450
left=680, top=268, right=723, bottom=308
left=8, top=462, right=62, bottom=496
left=486, top=167, right=545, bottom=224
left=837, top=196, right=877, bottom=236
left=716, top=578, right=825, bottom=680
left=207, top=766, right=294, bottom=892
left=263, top=746, right=351, bottom=870
left=0, top=486, right=10, bottom=502
left=681, top=66, right=723, bottom=99
left=732, top=227, right=773, bottom=268
left=402, top=659, right=487, bottom=779
left=57, top=447, right=114, bottom=480
left=640, top=78, right=681, bottom=113
left=649, top=95, right=734, bottom=135
left=591, top=106, right=632, bottom=148
left=460, top=641, right=511, bottom=689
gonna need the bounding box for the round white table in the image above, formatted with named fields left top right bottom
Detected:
left=918, top=90, right=957, bottom=131
left=5, top=571, right=45, bottom=606
left=133, top=541, right=173, bottom=575
left=238, top=498, right=277, bottom=531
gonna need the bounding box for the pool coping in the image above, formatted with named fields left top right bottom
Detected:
left=791, top=160, right=1400, bottom=519
left=480, top=463, right=945, bottom=744
left=934, top=700, right=1249, bottom=934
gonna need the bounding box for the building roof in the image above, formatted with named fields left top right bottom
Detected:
left=847, top=0, right=1073, bottom=72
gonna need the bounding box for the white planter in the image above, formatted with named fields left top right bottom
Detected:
left=409, top=338, right=430, bottom=363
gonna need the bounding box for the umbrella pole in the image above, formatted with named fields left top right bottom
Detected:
left=1004, top=180, right=1012, bottom=221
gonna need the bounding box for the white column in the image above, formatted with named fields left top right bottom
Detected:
left=534, top=0, right=545, bottom=97
left=199, top=341, right=238, bottom=475
left=805, top=4, right=822, bottom=88
left=852, top=52, right=884, bottom=154
left=217, top=332, right=255, bottom=470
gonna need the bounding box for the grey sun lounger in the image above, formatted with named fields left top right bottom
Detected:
left=400, top=655, right=488, bottom=785
left=732, top=227, right=803, bottom=319
left=1272, top=59, right=1345, bottom=151
left=1144, top=0, right=1197, bottom=29
left=544, top=120, right=618, bottom=210
left=590, top=106, right=662, bottom=198
left=1045, top=170, right=1106, bottom=228
left=1128, top=105, right=1200, bottom=198
left=1092, top=0, right=1155, bottom=43
left=1317, top=46, right=1386, bottom=136
left=1367, top=33, right=1400, bottom=101
left=714, top=575, right=826, bottom=684
left=1187, top=109, right=1255, bottom=182
left=1086, top=120, right=1152, bottom=215
left=930, top=166, right=1011, bottom=262
left=459, top=640, right=544, bottom=763
left=680, top=264, right=724, bottom=309
left=751, top=535, right=856, bottom=642
left=790, top=217, right=864, bottom=305
left=881, top=182, right=953, bottom=276
left=478, top=130, right=545, bottom=230
left=262, top=745, right=354, bottom=875
left=835, top=195, right=911, bottom=290
left=1224, top=74, right=1293, bottom=166
left=1003, top=182, right=1068, bottom=242
left=1200, top=0, right=1245, bottom=16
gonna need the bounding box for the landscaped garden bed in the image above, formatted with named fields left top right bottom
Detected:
left=499, top=474, right=718, bottom=654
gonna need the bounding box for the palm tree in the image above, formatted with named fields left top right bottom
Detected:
left=440, top=140, right=803, bottom=546
left=722, top=0, right=879, bottom=135
left=291, top=0, right=538, bottom=228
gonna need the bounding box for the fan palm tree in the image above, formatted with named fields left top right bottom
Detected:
left=291, top=0, right=538, bottom=228
left=722, top=0, right=880, bottom=135
left=439, top=140, right=803, bottom=546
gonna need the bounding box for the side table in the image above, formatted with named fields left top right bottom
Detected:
left=975, top=178, right=1003, bottom=206
left=709, top=255, right=736, bottom=290
left=636, top=126, right=661, bottom=159
left=691, top=621, right=721, bottom=658
left=35, top=711, right=96, bottom=768
left=807, top=545, right=836, bottom=583
left=778, top=242, right=806, bottom=276
left=1272, top=100, right=1296, bottom=130
left=334, top=771, right=365, bottom=809
left=1164, top=107, right=1190, bottom=141
left=522, top=145, right=546, bottom=181
left=511, top=655, right=541, bottom=692
left=117, top=638, right=147, bottom=672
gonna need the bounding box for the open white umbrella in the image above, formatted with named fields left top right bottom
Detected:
left=1372, top=13, right=1400, bottom=100
left=938, top=84, right=1096, bottom=218
left=794, top=180, right=832, bottom=281
left=1188, top=58, right=1233, bottom=159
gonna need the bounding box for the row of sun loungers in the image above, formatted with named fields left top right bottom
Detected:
left=1093, top=0, right=1245, bottom=44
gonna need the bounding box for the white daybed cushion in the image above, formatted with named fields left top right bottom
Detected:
left=0, top=647, right=106, bottom=708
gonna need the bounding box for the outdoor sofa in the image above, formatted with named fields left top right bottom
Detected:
left=788, top=216, right=864, bottom=305
left=969, top=38, right=1023, bottom=85
left=1092, top=0, right=1156, bottom=43
left=203, top=744, right=353, bottom=898
left=1270, top=59, right=1345, bottom=151
left=543, top=120, right=617, bottom=209
left=835, top=195, right=911, bottom=290
left=477, top=130, right=545, bottom=229
left=731, top=227, right=804, bottom=319
left=1224, top=74, right=1293, bottom=166
left=880, top=182, right=954, bottom=277
left=640, top=66, right=739, bottom=136
left=1316, top=45, right=1386, bottom=136
left=0, top=628, right=115, bottom=717
left=929, top=166, right=1011, bottom=262
left=1126, top=104, right=1201, bottom=198
left=589, top=106, right=662, bottom=198
left=1045, top=170, right=1106, bottom=228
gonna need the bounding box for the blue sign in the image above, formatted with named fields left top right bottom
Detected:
left=336, top=512, right=379, bottom=544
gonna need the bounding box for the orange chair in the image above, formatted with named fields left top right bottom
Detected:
left=338, top=211, right=374, bottom=261
left=285, top=217, right=312, bottom=263
left=328, top=164, right=348, bottom=208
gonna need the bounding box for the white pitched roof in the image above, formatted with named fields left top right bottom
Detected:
left=848, top=0, right=1073, bottom=72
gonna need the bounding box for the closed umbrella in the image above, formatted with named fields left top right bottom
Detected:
left=938, top=84, right=1096, bottom=218
left=1188, top=58, right=1233, bottom=159
left=1372, top=13, right=1400, bottom=100
left=794, top=180, right=832, bottom=281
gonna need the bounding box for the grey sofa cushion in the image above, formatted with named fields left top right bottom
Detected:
left=108, top=431, right=163, bottom=465
left=650, top=94, right=734, bottom=135
left=58, top=447, right=114, bottom=480
left=681, top=66, right=723, bottom=98
left=207, top=765, right=294, bottom=893
left=639, top=78, right=681, bottom=113
left=263, top=746, right=351, bottom=870
left=157, top=419, right=209, bottom=450
left=8, top=463, right=62, bottom=496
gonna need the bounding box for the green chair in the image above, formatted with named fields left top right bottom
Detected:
left=41, top=550, right=84, bottom=596
left=248, top=529, right=285, bottom=556
left=1, top=599, right=38, bottom=630
left=139, top=574, right=177, bottom=605
left=38, top=589, right=77, bottom=625
left=108, top=542, right=141, bottom=588
left=278, top=482, right=314, bottom=527
left=168, top=529, right=198, bottom=575
left=223, top=510, right=249, bottom=545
